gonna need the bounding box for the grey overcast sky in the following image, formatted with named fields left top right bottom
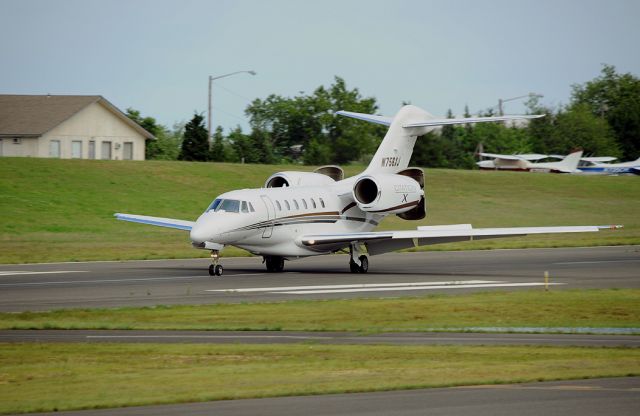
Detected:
left=1, top=0, right=639, bottom=132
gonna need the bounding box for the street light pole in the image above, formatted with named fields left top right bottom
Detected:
left=208, top=70, right=256, bottom=144
left=498, top=92, right=543, bottom=116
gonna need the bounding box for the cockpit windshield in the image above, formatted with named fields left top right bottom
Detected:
left=206, top=199, right=245, bottom=213
left=207, top=199, right=222, bottom=212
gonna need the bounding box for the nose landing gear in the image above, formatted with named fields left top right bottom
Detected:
left=208, top=250, right=223, bottom=277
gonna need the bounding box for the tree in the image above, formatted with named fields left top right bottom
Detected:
left=210, top=126, right=226, bottom=162
left=304, top=138, right=332, bottom=165
left=571, top=64, right=640, bottom=159
left=551, top=104, right=620, bottom=157
left=126, top=108, right=181, bottom=160
left=179, top=113, right=209, bottom=162
left=244, top=76, right=385, bottom=165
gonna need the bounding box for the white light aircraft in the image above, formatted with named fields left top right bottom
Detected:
left=576, top=156, right=640, bottom=175
left=116, top=105, right=611, bottom=276
left=477, top=151, right=583, bottom=173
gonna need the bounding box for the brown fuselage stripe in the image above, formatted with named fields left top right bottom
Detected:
left=341, top=202, right=357, bottom=214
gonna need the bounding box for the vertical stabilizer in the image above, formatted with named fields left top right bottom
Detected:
left=365, top=105, right=435, bottom=174
left=554, top=151, right=583, bottom=173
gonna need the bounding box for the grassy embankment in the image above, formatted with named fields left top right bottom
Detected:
left=3, top=289, right=638, bottom=332
left=1, top=157, right=639, bottom=263
left=1, top=343, right=638, bottom=414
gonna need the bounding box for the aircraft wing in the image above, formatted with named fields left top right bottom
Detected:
left=114, top=213, right=195, bottom=231
left=478, top=152, right=525, bottom=161
left=582, top=156, right=618, bottom=163
left=298, top=224, right=603, bottom=255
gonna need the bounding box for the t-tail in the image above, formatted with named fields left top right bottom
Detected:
left=336, top=105, right=544, bottom=174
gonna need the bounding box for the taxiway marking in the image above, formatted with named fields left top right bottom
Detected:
left=553, top=259, right=640, bottom=265
left=206, top=280, right=498, bottom=293
left=0, top=270, right=87, bottom=277
left=206, top=280, right=563, bottom=295
left=274, top=282, right=564, bottom=294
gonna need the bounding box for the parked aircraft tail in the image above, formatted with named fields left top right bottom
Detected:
left=553, top=151, right=583, bottom=173
left=337, top=105, right=543, bottom=174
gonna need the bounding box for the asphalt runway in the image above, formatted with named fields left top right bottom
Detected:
left=0, top=246, right=638, bottom=312
left=17, top=377, right=640, bottom=416
left=2, top=329, right=639, bottom=347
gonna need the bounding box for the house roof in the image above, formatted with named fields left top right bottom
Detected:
left=0, top=95, right=155, bottom=139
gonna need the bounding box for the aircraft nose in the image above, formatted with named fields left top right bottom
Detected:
left=190, top=223, right=211, bottom=244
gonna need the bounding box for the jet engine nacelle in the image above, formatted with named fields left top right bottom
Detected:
left=352, top=173, right=424, bottom=214
left=264, top=171, right=336, bottom=188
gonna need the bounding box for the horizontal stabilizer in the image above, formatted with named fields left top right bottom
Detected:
left=114, top=213, right=194, bottom=231
left=335, top=110, right=393, bottom=126
left=403, top=114, right=543, bottom=128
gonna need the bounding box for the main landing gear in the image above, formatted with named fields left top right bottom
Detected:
left=208, top=249, right=223, bottom=277
left=349, top=243, right=368, bottom=273
left=264, top=255, right=285, bottom=273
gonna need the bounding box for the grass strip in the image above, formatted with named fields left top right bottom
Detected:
left=3, top=289, right=639, bottom=332
left=0, top=343, right=638, bottom=414
left=1, top=158, right=638, bottom=263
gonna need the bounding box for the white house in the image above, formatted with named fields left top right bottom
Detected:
left=0, top=95, right=154, bottom=160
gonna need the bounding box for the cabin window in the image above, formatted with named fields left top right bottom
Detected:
left=293, top=199, right=299, bottom=210
left=276, top=200, right=282, bottom=211
left=241, top=201, right=249, bottom=213
left=285, top=200, right=291, bottom=210
left=302, top=199, right=308, bottom=209
left=319, top=198, right=325, bottom=208
left=248, top=202, right=255, bottom=212
left=216, top=199, right=240, bottom=213
left=311, top=198, right=317, bottom=208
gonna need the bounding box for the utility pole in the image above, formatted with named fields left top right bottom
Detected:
left=207, top=70, right=256, bottom=144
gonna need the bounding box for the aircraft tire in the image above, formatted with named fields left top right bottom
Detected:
left=274, top=257, right=285, bottom=273
left=214, top=264, right=224, bottom=276
left=208, top=264, right=215, bottom=276
left=265, top=256, right=285, bottom=273
left=349, top=260, right=359, bottom=273
left=358, top=255, right=369, bottom=273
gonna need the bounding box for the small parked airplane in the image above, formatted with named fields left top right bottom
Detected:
left=576, top=156, right=640, bottom=175
left=116, top=105, right=611, bottom=276
left=477, top=151, right=583, bottom=173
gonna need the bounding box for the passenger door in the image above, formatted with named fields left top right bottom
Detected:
left=260, top=195, right=275, bottom=238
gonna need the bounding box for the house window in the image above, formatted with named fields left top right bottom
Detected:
left=49, top=140, right=61, bottom=158
left=101, top=141, right=112, bottom=160
left=123, top=142, right=133, bottom=160
left=71, top=141, right=82, bottom=159
left=12, top=138, right=22, bottom=145
left=88, top=141, right=96, bottom=159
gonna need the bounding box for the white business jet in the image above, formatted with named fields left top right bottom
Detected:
left=116, top=105, right=608, bottom=276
